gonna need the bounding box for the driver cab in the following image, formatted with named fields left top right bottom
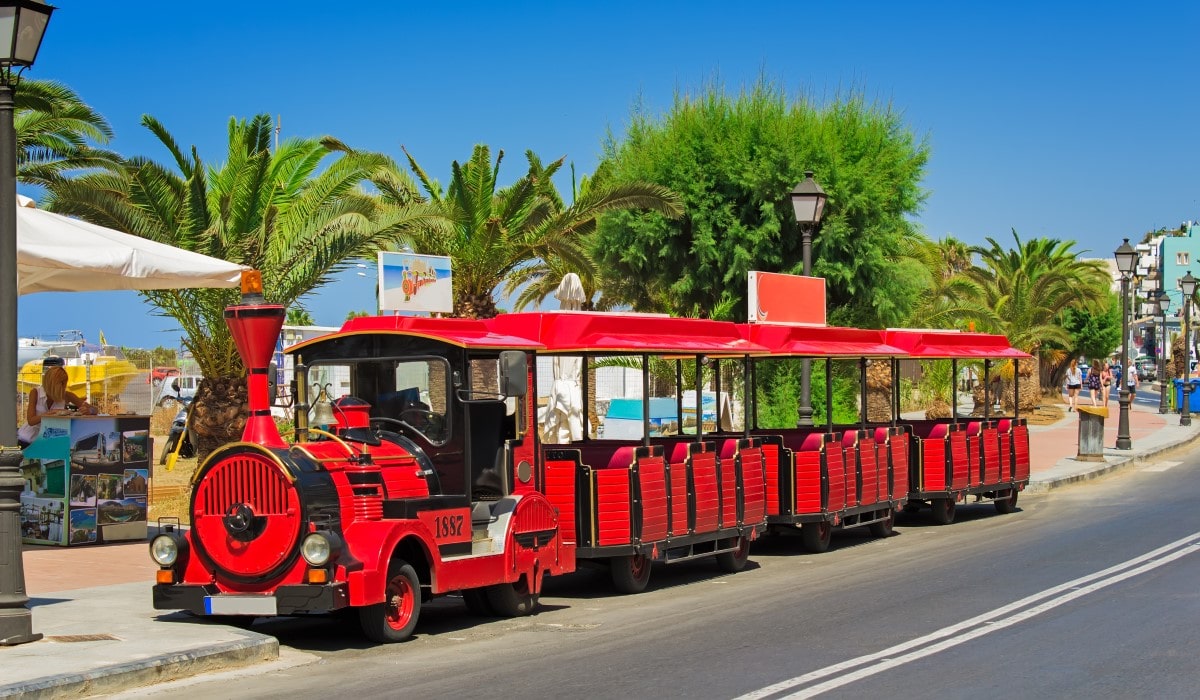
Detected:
left=302, top=348, right=527, bottom=503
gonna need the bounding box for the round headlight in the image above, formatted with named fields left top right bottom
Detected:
left=150, top=535, right=178, bottom=567
left=301, top=533, right=332, bottom=566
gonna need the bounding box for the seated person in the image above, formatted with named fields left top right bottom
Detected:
left=18, top=363, right=95, bottom=448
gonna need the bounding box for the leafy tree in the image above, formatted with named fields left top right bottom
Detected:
left=46, top=114, right=439, bottom=454
left=593, top=81, right=929, bottom=326
left=1061, top=292, right=1121, bottom=364
left=403, top=144, right=682, bottom=318
left=346, top=310, right=372, bottom=320
left=15, top=79, right=121, bottom=188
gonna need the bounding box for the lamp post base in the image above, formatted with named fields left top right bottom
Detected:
left=1116, top=388, right=1132, bottom=450
left=0, top=447, right=40, bottom=646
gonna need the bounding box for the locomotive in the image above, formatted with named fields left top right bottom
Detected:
left=150, top=272, right=1031, bottom=642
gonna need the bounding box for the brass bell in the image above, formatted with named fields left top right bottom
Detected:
left=310, top=383, right=337, bottom=426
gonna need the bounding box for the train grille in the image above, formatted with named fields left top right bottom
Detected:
left=199, top=455, right=292, bottom=516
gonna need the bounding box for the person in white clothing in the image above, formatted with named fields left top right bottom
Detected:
left=16, top=362, right=94, bottom=448
left=1064, top=358, right=1083, bottom=412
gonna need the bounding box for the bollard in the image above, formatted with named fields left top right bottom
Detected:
left=1076, top=405, right=1107, bottom=461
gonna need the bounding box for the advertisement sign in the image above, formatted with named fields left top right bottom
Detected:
left=747, top=271, right=826, bottom=325
left=378, top=251, right=453, bottom=314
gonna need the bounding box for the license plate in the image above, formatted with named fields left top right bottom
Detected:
left=204, top=595, right=277, bottom=616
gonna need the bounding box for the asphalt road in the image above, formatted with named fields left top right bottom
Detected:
left=118, top=448, right=1200, bottom=700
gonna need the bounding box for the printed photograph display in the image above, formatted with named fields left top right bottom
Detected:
left=121, top=429, right=149, bottom=463
left=69, top=507, right=98, bottom=544
left=69, top=473, right=97, bottom=507
left=20, top=493, right=65, bottom=544
left=122, top=468, right=148, bottom=496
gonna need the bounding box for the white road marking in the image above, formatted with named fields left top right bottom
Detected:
left=1141, top=461, right=1182, bottom=472
left=736, top=530, right=1200, bottom=700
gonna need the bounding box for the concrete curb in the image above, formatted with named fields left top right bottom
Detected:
left=0, top=631, right=278, bottom=700
left=1026, top=428, right=1200, bottom=493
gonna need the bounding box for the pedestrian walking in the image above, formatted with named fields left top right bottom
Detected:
left=1100, top=362, right=1114, bottom=404
left=1086, top=363, right=1102, bottom=406
left=1127, top=363, right=1139, bottom=391
left=1065, top=359, right=1083, bottom=411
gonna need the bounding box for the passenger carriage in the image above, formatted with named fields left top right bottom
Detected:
left=883, top=330, right=1031, bottom=524
left=743, top=324, right=912, bottom=552
left=488, top=312, right=770, bottom=593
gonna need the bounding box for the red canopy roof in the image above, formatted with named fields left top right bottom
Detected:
left=882, top=329, right=1030, bottom=359
left=288, top=315, right=545, bottom=352
left=488, top=312, right=768, bottom=355
left=744, top=324, right=908, bottom=357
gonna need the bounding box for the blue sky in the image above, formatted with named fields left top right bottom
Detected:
left=16, top=0, right=1200, bottom=349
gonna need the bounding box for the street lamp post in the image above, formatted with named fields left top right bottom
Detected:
left=0, top=0, right=53, bottom=647
left=1180, top=271, right=1197, bottom=427
left=1157, top=290, right=1171, bottom=414
left=1113, top=239, right=1137, bottom=450
left=789, top=170, right=827, bottom=427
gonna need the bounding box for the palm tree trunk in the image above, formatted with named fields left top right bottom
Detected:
left=189, top=377, right=249, bottom=461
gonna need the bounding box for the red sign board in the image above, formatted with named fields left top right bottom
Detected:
left=747, top=271, right=826, bottom=325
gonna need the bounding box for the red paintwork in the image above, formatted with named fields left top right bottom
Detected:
left=740, top=446, right=766, bottom=526
left=638, top=455, right=669, bottom=542
left=225, top=303, right=287, bottom=449
left=826, top=442, right=847, bottom=511
left=692, top=452, right=720, bottom=533
left=745, top=324, right=908, bottom=357
left=719, top=442, right=740, bottom=529
left=595, top=469, right=632, bottom=546
left=921, top=438, right=948, bottom=491
left=1013, top=422, right=1031, bottom=481
left=949, top=430, right=969, bottom=490
left=667, top=446, right=690, bottom=535
left=762, top=442, right=781, bottom=517
left=882, top=329, right=1031, bottom=359
left=543, top=459, right=578, bottom=544
left=489, top=312, right=768, bottom=355
left=291, top=315, right=545, bottom=352
left=983, top=425, right=1001, bottom=483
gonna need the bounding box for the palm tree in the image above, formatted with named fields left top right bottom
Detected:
left=16, top=79, right=121, bottom=188
left=46, top=114, right=441, bottom=454
left=286, top=308, right=315, bottom=326
left=404, top=144, right=682, bottom=318
left=962, top=230, right=1110, bottom=408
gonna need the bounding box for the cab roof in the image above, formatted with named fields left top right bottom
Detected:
left=286, top=315, right=544, bottom=354
left=488, top=312, right=768, bottom=355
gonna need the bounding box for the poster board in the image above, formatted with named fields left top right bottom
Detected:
left=20, top=415, right=150, bottom=545
left=747, top=271, right=826, bottom=325
left=378, top=251, right=453, bottom=314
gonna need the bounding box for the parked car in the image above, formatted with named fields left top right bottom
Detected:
left=149, top=366, right=179, bottom=386
left=156, top=375, right=201, bottom=409
left=1135, top=357, right=1156, bottom=377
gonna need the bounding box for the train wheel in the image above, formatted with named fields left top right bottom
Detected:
left=994, top=489, right=1019, bottom=514
left=611, top=552, right=652, bottom=593
left=930, top=498, right=957, bottom=525
left=801, top=521, right=832, bottom=553
left=716, top=535, right=751, bottom=573
left=485, top=577, right=538, bottom=617
left=462, top=588, right=495, bottom=616
left=868, top=509, right=895, bottom=538
left=359, top=560, right=421, bottom=643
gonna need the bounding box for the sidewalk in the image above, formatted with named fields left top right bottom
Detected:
left=4, top=400, right=1200, bottom=698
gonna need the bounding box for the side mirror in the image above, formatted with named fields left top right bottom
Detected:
left=499, top=351, right=528, bottom=398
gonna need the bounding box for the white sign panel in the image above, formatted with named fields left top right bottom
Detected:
left=378, top=251, right=453, bottom=314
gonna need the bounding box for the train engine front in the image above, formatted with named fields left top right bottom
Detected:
left=151, top=271, right=570, bottom=643
left=150, top=272, right=359, bottom=622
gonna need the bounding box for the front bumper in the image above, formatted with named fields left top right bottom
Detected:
left=153, top=582, right=350, bottom=616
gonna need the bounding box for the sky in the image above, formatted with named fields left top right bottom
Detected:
left=15, top=0, right=1200, bottom=349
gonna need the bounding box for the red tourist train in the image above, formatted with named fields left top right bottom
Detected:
left=150, top=273, right=1032, bottom=642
